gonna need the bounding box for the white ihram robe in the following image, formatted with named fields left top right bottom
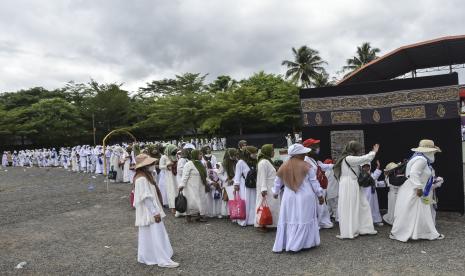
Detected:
left=134, top=177, right=174, bottom=266
left=233, top=160, right=257, bottom=226
left=390, top=156, right=440, bottom=242
left=272, top=166, right=323, bottom=252
left=337, top=151, right=377, bottom=239
left=122, top=151, right=131, bottom=183
left=179, top=161, right=208, bottom=216
left=255, top=159, right=279, bottom=228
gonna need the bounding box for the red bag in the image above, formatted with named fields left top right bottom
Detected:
left=316, top=165, right=328, bottom=189
left=256, top=198, right=273, bottom=226
left=228, top=191, right=246, bottom=220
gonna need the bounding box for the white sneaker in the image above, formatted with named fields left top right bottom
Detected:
left=375, top=222, right=384, bottom=227
left=436, top=234, right=445, bottom=240
left=158, top=261, right=179, bottom=268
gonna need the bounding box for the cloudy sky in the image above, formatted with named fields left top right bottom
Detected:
left=0, top=0, right=464, bottom=92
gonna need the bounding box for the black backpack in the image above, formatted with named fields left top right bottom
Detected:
left=243, top=165, right=257, bottom=189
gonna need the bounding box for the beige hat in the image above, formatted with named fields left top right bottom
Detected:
left=411, top=139, right=441, bottom=153
left=135, top=154, right=157, bottom=169
left=384, top=162, right=400, bottom=172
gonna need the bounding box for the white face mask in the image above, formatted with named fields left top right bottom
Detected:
left=424, top=152, right=435, bottom=163
left=250, top=153, right=258, bottom=160
left=205, top=154, right=212, bottom=158
left=148, top=165, right=156, bottom=172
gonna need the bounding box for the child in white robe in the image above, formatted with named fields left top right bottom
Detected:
left=381, top=162, right=405, bottom=225
left=361, top=161, right=384, bottom=226
left=133, top=154, right=179, bottom=268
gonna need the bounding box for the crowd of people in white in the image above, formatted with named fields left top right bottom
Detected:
left=2, top=137, right=445, bottom=269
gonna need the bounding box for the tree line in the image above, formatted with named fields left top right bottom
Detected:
left=0, top=43, right=380, bottom=147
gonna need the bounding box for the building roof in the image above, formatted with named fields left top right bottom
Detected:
left=338, top=35, right=465, bottom=85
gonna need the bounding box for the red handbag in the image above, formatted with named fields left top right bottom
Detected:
left=316, top=166, right=328, bottom=189
left=228, top=191, right=246, bottom=220
left=256, top=198, right=273, bottom=226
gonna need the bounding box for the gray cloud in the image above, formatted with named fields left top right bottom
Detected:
left=0, top=0, right=464, bottom=92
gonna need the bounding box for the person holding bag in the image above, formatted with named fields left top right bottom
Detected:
left=255, top=144, right=279, bottom=231
left=133, top=154, right=179, bottom=268
left=233, top=146, right=258, bottom=227
left=179, top=150, right=209, bottom=223
left=272, top=144, right=324, bottom=253
left=333, top=141, right=379, bottom=240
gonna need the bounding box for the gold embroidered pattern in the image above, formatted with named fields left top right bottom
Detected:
left=437, top=104, right=446, bottom=118
left=373, top=110, right=380, bottom=122
left=301, top=86, right=458, bottom=113
left=391, top=106, right=426, bottom=121
left=331, top=111, right=361, bottom=124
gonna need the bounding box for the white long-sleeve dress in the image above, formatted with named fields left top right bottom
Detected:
left=272, top=167, right=323, bottom=252
left=134, top=177, right=174, bottom=266
left=179, top=161, right=208, bottom=216
left=158, top=155, right=169, bottom=206
left=337, top=151, right=377, bottom=239
left=255, top=159, right=279, bottom=228
left=390, top=156, right=440, bottom=242
left=233, top=160, right=257, bottom=226
left=362, top=169, right=383, bottom=224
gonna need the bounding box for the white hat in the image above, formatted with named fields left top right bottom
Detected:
left=361, top=161, right=371, bottom=167
left=411, top=139, right=441, bottom=153
left=183, top=143, right=196, bottom=150
left=287, top=144, right=311, bottom=156
left=384, top=162, right=400, bottom=172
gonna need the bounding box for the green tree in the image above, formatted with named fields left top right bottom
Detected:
left=282, top=46, right=327, bottom=88
left=21, top=98, right=84, bottom=146
left=343, top=42, right=381, bottom=75
left=87, top=80, right=131, bottom=138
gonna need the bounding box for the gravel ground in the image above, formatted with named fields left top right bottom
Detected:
left=1, top=167, right=464, bottom=275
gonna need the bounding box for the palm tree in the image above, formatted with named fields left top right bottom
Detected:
left=343, top=42, right=380, bottom=75
left=282, top=46, right=327, bottom=88
left=313, top=71, right=333, bottom=87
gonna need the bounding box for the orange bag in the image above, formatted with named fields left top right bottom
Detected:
left=256, top=198, right=273, bottom=226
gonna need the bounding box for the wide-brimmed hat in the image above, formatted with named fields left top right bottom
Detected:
left=384, top=162, right=400, bottom=172
left=288, top=144, right=311, bottom=156
left=303, top=138, right=320, bottom=148
left=135, top=154, right=157, bottom=169
left=411, top=139, right=441, bottom=153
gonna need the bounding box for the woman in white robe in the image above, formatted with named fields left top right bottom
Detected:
left=255, top=144, right=279, bottom=229
left=390, top=139, right=444, bottom=242
left=272, top=144, right=324, bottom=252
left=333, top=141, right=379, bottom=239
left=163, top=144, right=179, bottom=214
left=133, top=153, right=179, bottom=268
left=233, top=146, right=258, bottom=227
left=158, top=154, right=169, bottom=207
left=122, top=149, right=132, bottom=183
left=179, top=150, right=209, bottom=222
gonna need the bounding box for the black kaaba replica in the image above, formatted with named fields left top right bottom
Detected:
left=300, top=72, right=464, bottom=213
